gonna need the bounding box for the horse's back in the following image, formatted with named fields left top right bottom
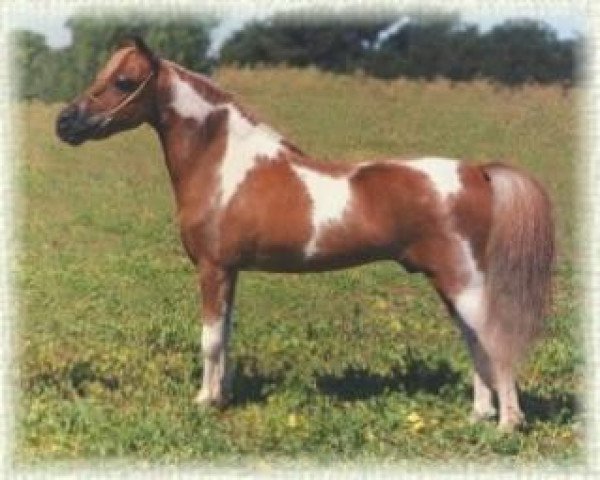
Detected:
left=213, top=155, right=493, bottom=274
left=351, top=157, right=492, bottom=243
left=347, top=158, right=493, bottom=284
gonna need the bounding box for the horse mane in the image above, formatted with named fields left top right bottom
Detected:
left=164, top=60, right=310, bottom=156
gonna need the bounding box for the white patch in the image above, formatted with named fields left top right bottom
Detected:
left=219, top=105, right=282, bottom=206
left=454, top=239, right=486, bottom=330
left=454, top=239, right=495, bottom=419
left=169, top=73, right=214, bottom=123
left=167, top=65, right=283, bottom=209
left=201, top=317, right=225, bottom=358
left=292, top=165, right=352, bottom=257
left=198, top=317, right=226, bottom=403
left=404, top=157, right=462, bottom=200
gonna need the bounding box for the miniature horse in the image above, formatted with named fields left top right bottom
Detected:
left=56, top=38, right=554, bottom=431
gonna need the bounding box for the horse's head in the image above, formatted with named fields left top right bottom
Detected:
left=56, top=37, right=160, bottom=145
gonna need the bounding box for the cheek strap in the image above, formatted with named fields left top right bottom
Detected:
left=87, top=71, right=154, bottom=123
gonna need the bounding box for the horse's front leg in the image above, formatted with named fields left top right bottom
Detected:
left=194, top=261, right=237, bottom=407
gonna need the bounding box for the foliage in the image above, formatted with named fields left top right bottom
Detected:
left=479, top=20, right=576, bottom=85
left=222, top=16, right=578, bottom=85
left=219, top=16, right=388, bottom=73
left=11, top=14, right=579, bottom=102
left=364, top=19, right=485, bottom=80
left=12, top=16, right=214, bottom=102
left=12, top=30, right=52, bottom=100
left=17, top=69, right=582, bottom=464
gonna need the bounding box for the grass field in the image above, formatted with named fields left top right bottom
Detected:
left=16, top=68, right=583, bottom=466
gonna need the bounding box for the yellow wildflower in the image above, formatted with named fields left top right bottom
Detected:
left=288, top=413, right=298, bottom=428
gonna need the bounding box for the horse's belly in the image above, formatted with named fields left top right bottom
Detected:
left=240, top=245, right=387, bottom=273
left=234, top=216, right=402, bottom=273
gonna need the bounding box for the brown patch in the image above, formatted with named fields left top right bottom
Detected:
left=97, top=47, right=136, bottom=82
left=199, top=260, right=236, bottom=322
left=88, top=47, right=152, bottom=100
left=160, top=108, right=231, bottom=265
left=451, top=164, right=494, bottom=271
left=350, top=163, right=441, bottom=250
left=217, top=158, right=313, bottom=269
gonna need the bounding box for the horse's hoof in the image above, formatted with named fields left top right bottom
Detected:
left=498, top=411, right=525, bottom=432
left=194, top=391, right=217, bottom=408
left=498, top=422, right=517, bottom=433
left=194, top=391, right=230, bottom=409
left=469, top=408, right=497, bottom=424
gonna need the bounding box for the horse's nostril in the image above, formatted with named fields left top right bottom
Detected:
left=58, top=104, right=80, bottom=122
left=57, top=115, right=70, bottom=127
left=56, top=104, right=99, bottom=145
left=60, top=108, right=73, bottom=120
left=57, top=104, right=80, bottom=130
left=56, top=106, right=78, bottom=140
left=56, top=115, right=69, bottom=134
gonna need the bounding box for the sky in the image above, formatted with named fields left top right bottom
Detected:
left=7, top=8, right=584, bottom=53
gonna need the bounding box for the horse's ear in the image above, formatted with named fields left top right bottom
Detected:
left=119, top=36, right=160, bottom=73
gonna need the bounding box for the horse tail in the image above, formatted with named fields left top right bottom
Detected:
left=482, top=163, right=554, bottom=362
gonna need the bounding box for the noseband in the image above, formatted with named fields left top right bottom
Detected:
left=87, top=71, right=154, bottom=126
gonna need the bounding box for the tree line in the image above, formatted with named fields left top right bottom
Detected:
left=220, top=15, right=577, bottom=84
left=13, top=14, right=579, bottom=102
left=13, top=17, right=214, bottom=102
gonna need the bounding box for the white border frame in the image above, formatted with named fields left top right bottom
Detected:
left=1, top=0, right=594, bottom=478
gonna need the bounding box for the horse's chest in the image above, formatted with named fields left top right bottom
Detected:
left=176, top=195, right=223, bottom=264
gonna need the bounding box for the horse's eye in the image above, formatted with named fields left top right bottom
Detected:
left=114, top=76, right=138, bottom=93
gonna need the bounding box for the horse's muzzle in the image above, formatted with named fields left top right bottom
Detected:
left=56, top=104, right=104, bottom=146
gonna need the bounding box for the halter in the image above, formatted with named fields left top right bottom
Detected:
left=87, top=71, right=154, bottom=125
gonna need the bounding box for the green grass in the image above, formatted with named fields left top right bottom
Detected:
left=16, top=68, right=583, bottom=466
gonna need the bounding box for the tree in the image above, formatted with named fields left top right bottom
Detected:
left=12, top=14, right=579, bottom=102
left=12, top=30, right=50, bottom=100
left=365, top=17, right=483, bottom=81
left=441, top=25, right=484, bottom=80
left=480, top=19, right=572, bottom=84
left=221, top=14, right=577, bottom=85
left=65, top=16, right=215, bottom=95
left=220, top=16, right=389, bottom=73
left=12, top=16, right=215, bottom=102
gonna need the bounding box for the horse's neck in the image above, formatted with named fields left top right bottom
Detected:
left=153, top=63, right=298, bottom=208
left=153, top=64, right=230, bottom=187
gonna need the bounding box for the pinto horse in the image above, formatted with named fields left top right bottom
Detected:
left=56, top=38, right=554, bottom=431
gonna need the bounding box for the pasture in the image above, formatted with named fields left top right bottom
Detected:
left=16, top=68, right=583, bottom=465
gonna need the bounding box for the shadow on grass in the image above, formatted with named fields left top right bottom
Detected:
left=316, top=358, right=462, bottom=401
left=520, top=389, right=579, bottom=424
left=230, top=371, right=280, bottom=406
left=203, top=355, right=579, bottom=426
left=228, top=358, right=283, bottom=406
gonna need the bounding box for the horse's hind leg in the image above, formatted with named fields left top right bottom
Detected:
left=481, top=320, right=524, bottom=430
left=195, top=261, right=237, bottom=407
left=444, top=246, right=524, bottom=430
left=461, top=327, right=497, bottom=422
left=420, top=238, right=523, bottom=429
left=445, top=270, right=497, bottom=422
left=454, top=291, right=524, bottom=430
